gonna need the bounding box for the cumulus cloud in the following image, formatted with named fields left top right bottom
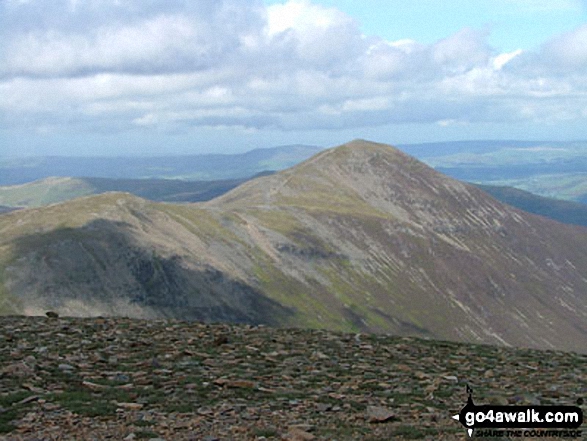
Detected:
left=540, top=24, right=587, bottom=71
left=0, top=0, right=586, bottom=139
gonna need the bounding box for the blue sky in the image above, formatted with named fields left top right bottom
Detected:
left=275, top=0, right=587, bottom=51
left=1, top=0, right=587, bottom=156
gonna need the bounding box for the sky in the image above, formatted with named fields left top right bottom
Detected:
left=1, top=0, right=587, bottom=156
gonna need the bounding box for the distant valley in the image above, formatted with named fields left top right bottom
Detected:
left=399, top=140, right=587, bottom=204
left=474, top=184, right=587, bottom=227
left=1, top=140, right=586, bottom=353
left=0, top=145, right=322, bottom=186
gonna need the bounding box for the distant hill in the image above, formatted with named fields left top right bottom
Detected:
left=476, top=184, right=587, bottom=227
left=1, top=140, right=587, bottom=352
left=0, top=170, right=584, bottom=232
left=0, top=176, right=252, bottom=208
left=0, top=206, right=17, bottom=214
left=0, top=145, right=322, bottom=186
left=4, top=140, right=587, bottom=204
left=398, top=140, right=587, bottom=203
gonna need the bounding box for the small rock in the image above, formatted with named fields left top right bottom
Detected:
left=116, top=402, right=144, bottom=410
left=82, top=380, right=107, bottom=390
left=285, top=428, right=316, bottom=440
left=213, top=378, right=256, bottom=389
left=17, top=395, right=40, bottom=405
left=488, top=395, right=509, bottom=406
left=58, top=363, right=75, bottom=371
left=289, top=424, right=314, bottom=433
left=113, top=373, right=130, bottom=382
left=513, top=394, right=541, bottom=405
left=414, top=371, right=428, bottom=379
left=22, top=383, right=44, bottom=394
left=151, top=357, right=162, bottom=369
left=316, top=403, right=332, bottom=412
left=367, top=405, right=395, bottom=423
left=213, top=335, right=229, bottom=346
left=45, top=311, right=59, bottom=319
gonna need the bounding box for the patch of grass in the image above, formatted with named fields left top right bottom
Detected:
left=0, top=391, right=33, bottom=408
left=389, top=425, right=429, bottom=439
left=0, top=409, right=18, bottom=434
left=252, top=427, right=279, bottom=437
left=316, top=424, right=369, bottom=438
left=49, top=386, right=133, bottom=417
left=165, top=402, right=195, bottom=414
left=51, top=390, right=116, bottom=417
left=0, top=391, right=36, bottom=433
left=133, top=419, right=156, bottom=427
left=135, top=429, right=160, bottom=439
left=349, top=400, right=367, bottom=411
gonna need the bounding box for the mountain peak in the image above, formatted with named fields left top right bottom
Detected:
left=4, top=140, right=587, bottom=353
left=317, top=139, right=410, bottom=161
left=341, top=138, right=390, bottom=149
left=212, top=139, right=447, bottom=214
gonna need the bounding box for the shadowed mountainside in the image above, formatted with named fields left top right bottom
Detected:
left=1, top=140, right=586, bottom=352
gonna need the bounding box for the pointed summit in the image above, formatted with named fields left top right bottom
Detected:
left=2, top=140, right=587, bottom=352
left=211, top=139, right=494, bottom=229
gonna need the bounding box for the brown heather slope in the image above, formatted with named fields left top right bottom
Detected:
left=0, top=140, right=586, bottom=352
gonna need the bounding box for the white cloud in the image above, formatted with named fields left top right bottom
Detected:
left=493, top=49, right=523, bottom=70
left=432, top=28, right=493, bottom=73
left=266, top=0, right=343, bottom=36
left=1, top=0, right=587, bottom=138
left=540, top=24, right=587, bottom=70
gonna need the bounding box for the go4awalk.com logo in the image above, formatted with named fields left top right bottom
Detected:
left=452, top=386, right=584, bottom=438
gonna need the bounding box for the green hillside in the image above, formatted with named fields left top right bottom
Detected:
left=1, top=141, right=587, bottom=353
left=0, top=176, right=250, bottom=209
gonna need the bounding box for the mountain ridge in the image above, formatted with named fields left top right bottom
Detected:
left=1, top=140, right=586, bottom=352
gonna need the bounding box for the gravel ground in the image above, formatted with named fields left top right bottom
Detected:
left=1, top=316, right=586, bottom=440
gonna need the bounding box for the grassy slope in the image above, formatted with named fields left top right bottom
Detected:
left=0, top=177, right=96, bottom=208
left=206, top=141, right=587, bottom=351
left=0, top=176, right=250, bottom=209
left=1, top=141, right=587, bottom=352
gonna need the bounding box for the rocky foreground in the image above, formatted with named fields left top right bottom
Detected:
left=0, top=317, right=586, bottom=440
